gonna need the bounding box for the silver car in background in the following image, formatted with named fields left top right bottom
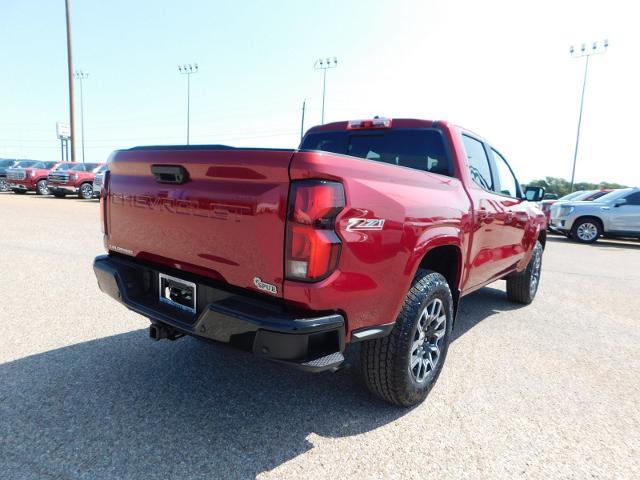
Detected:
left=550, top=188, right=640, bottom=243
left=92, top=165, right=108, bottom=197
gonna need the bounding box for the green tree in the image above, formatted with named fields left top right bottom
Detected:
left=526, top=176, right=627, bottom=197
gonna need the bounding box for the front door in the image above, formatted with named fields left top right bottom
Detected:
left=609, top=191, right=640, bottom=233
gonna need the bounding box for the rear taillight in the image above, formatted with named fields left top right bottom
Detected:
left=286, top=180, right=345, bottom=281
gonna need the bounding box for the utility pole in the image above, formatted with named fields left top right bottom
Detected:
left=314, top=57, right=338, bottom=124
left=569, top=40, right=608, bottom=192
left=65, top=0, right=76, bottom=162
left=300, top=100, right=306, bottom=143
left=74, top=71, right=89, bottom=163
left=178, top=64, right=199, bottom=145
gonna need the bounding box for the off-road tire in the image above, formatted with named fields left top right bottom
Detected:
left=506, top=241, right=543, bottom=304
left=360, top=270, right=453, bottom=407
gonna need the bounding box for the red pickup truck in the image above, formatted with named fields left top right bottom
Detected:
left=48, top=162, right=104, bottom=199
left=6, top=160, right=60, bottom=195
left=94, top=118, right=546, bottom=406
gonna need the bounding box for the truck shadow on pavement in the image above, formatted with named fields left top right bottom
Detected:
left=0, top=286, right=515, bottom=479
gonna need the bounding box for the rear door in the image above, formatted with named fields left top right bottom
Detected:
left=106, top=147, right=294, bottom=297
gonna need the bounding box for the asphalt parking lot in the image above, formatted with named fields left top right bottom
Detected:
left=1, top=191, right=639, bottom=479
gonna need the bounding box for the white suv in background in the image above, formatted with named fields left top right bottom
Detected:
left=550, top=188, right=640, bottom=243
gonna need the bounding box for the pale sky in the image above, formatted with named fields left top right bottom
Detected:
left=1, top=0, right=638, bottom=185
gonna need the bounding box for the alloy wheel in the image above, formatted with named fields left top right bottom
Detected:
left=410, top=298, right=447, bottom=383
left=80, top=184, right=93, bottom=199
left=576, top=222, right=598, bottom=242
left=529, top=247, right=542, bottom=296
left=37, top=180, right=49, bottom=195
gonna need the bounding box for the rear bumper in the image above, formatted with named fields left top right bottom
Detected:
left=93, top=254, right=346, bottom=371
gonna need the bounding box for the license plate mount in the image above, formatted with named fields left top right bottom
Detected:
left=159, top=273, right=197, bottom=314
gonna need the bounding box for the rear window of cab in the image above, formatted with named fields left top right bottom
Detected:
left=300, top=129, right=452, bottom=177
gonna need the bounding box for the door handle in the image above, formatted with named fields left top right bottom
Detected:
left=150, top=165, right=189, bottom=184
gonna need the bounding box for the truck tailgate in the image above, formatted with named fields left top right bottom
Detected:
left=105, top=147, right=294, bottom=297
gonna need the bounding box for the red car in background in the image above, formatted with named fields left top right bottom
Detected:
left=6, top=160, right=61, bottom=195
left=48, top=162, right=104, bottom=199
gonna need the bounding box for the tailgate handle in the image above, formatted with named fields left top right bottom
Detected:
left=150, top=165, right=189, bottom=184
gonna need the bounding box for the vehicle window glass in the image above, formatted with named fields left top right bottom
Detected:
left=70, top=164, right=85, bottom=171
left=596, top=189, right=630, bottom=203
left=461, top=135, right=493, bottom=190
left=623, top=191, right=640, bottom=205
left=301, top=130, right=452, bottom=177
left=491, top=149, right=519, bottom=197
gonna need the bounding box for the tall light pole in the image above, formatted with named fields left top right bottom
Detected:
left=178, top=63, right=198, bottom=145
left=74, top=71, right=89, bottom=163
left=65, top=0, right=76, bottom=162
left=569, top=40, right=608, bottom=192
left=300, top=99, right=306, bottom=143
left=314, top=57, right=338, bottom=124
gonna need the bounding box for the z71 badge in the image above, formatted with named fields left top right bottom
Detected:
left=346, top=218, right=385, bottom=232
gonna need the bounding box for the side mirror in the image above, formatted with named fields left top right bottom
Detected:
left=524, top=186, right=545, bottom=202
left=613, top=199, right=626, bottom=207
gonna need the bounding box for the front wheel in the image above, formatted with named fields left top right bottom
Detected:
left=78, top=182, right=93, bottom=199
left=36, top=179, right=49, bottom=195
left=0, top=178, right=9, bottom=192
left=361, top=270, right=453, bottom=407
left=571, top=218, right=601, bottom=244
left=506, top=240, right=543, bottom=304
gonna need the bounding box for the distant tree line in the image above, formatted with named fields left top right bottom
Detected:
left=526, top=176, right=628, bottom=197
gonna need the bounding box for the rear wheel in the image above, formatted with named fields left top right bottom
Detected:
left=36, top=179, right=49, bottom=195
left=506, top=240, right=543, bottom=304
left=571, top=218, right=601, bottom=243
left=78, top=182, right=93, bottom=199
left=361, top=270, right=453, bottom=407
